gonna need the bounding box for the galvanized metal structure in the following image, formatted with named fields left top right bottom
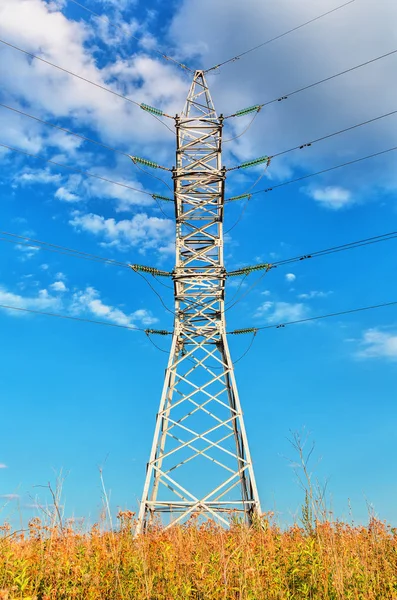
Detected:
left=136, top=71, right=261, bottom=532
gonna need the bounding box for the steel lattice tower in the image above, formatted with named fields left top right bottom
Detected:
left=136, top=71, right=261, bottom=532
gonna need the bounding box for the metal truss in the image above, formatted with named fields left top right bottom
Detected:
left=136, top=71, right=261, bottom=532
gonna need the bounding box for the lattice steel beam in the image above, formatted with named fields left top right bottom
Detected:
left=136, top=71, right=261, bottom=533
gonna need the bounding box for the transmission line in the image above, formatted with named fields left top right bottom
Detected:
left=226, top=48, right=397, bottom=118
left=226, top=146, right=397, bottom=201
left=0, top=102, right=130, bottom=157
left=0, top=231, right=132, bottom=267
left=68, top=0, right=193, bottom=73
left=270, top=110, right=397, bottom=161
left=1, top=300, right=394, bottom=340
left=2, top=228, right=396, bottom=296
left=224, top=110, right=397, bottom=227
left=224, top=230, right=397, bottom=312
left=269, top=231, right=397, bottom=269
left=0, top=303, right=172, bottom=333
left=0, top=38, right=173, bottom=123
left=0, top=142, right=156, bottom=200
left=230, top=300, right=397, bottom=333
left=205, top=0, right=355, bottom=73
left=227, top=109, right=397, bottom=173
left=0, top=103, right=174, bottom=195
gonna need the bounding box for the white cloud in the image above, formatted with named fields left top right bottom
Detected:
left=262, top=290, right=271, bottom=296
left=356, top=329, right=397, bottom=361
left=298, top=290, right=332, bottom=299
left=40, top=263, right=49, bottom=270
left=15, top=244, right=40, bottom=260
left=55, top=272, right=66, bottom=280
left=0, top=282, right=157, bottom=328
left=305, top=186, right=354, bottom=210
left=0, top=494, right=20, bottom=500
left=70, top=211, right=174, bottom=253
left=0, top=464, right=7, bottom=469
left=50, top=280, right=68, bottom=292
left=0, top=0, right=187, bottom=156
left=60, top=167, right=155, bottom=211
left=0, top=286, right=61, bottom=314
left=255, top=301, right=309, bottom=324
left=17, top=169, right=62, bottom=185
left=55, top=187, right=80, bottom=202
left=70, top=286, right=157, bottom=326
left=285, top=273, right=296, bottom=282
left=169, top=0, right=397, bottom=194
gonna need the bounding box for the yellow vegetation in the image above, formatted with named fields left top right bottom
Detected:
left=1, top=512, right=396, bottom=599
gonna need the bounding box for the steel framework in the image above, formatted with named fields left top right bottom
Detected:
left=136, top=71, right=261, bottom=532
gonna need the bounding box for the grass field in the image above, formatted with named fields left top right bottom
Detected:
left=1, top=510, right=396, bottom=600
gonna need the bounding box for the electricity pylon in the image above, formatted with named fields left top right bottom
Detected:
left=136, top=71, right=261, bottom=532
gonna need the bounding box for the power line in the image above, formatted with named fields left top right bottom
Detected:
left=0, top=103, right=174, bottom=192
left=0, top=38, right=173, bottom=121
left=0, top=231, right=132, bottom=267
left=230, top=300, right=397, bottom=333
left=2, top=229, right=397, bottom=313
left=205, top=0, right=355, bottom=73
left=225, top=109, right=397, bottom=227
left=270, top=231, right=397, bottom=268
left=233, top=331, right=257, bottom=364
left=0, top=102, right=130, bottom=157
left=0, top=142, right=156, bottom=199
left=67, top=0, right=193, bottom=74
left=223, top=111, right=261, bottom=144
left=224, top=230, right=397, bottom=312
left=270, top=109, right=397, bottom=161
left=0, top=303, right=168, bottom=333
left=226, top=49, right=397, bottom=118
left=133, top=269, right=176, bottom=317
left=228, top=146, right=397, bottom=200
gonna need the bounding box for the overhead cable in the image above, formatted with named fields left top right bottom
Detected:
left=226, top=146, right=397, bottom=201
left=224, top=230, right=397, bottom=311
left=0, top=142, right=155, bottom=200
left=68, top=0, right=193, bottom=73
left=228, top=230, right=397, bottom=277
left=0, top=103, right=175, bottom=194
left=205, top=0, right=355, bottom=73
left=227, top=109, right=397, bottom=173
left=269, top=109, right=397, bottom=161
left=224, top=111, right=397, bottom=229
left=0, top=303, right=172, bottom=334
left=226, top=49, right=397, bottom=118
left=229, top=300, right=397, bottom=333
left=2, top=227, right=397, bottom=301
left=0, top=38, right=173, bottom=120
left=0, top=231, right=131, bottom=268
left=270, top=231, right=397, bottom=269
left=0, top=102, right=133, bottom=158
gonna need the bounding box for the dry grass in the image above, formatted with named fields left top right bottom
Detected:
left=1, top=511, right=396, bottom=600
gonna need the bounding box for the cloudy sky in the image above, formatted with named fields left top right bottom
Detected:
left=0, top=0, right=396, bottom=527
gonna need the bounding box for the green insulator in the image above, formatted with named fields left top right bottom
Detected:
left=155, top=270, right=172, bottom=278
left=240, top=156, right=270, bottom=169
left=140, top=103, right=163, bottom=116
left=249, top=263, right=272, bottom=273
left=153, top=193, right=173, bottom=202
left=230, top=328, right=257, bottom=335
left=146, top=329, right=171, bottom=336
left=131, top=156, right=159, bottom=169
left=228, top=263, right=272, bottom=277
left=129, top=264, right=171, bottom=277
left=234, top=105, right=261, bottom=117
left=228, top=193, right=252, bottom=202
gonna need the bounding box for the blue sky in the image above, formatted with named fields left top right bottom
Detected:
left=0, top=0, right=396, bottom=528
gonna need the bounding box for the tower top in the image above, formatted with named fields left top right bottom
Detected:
left=182, top=70, right=218, bottom=119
